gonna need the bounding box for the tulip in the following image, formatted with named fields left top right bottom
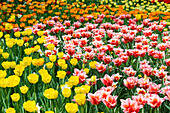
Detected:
left=121, top=98, right=141, bottom=113
left=146, top=94, right=164, bottom=108
left=102, top=95, right=117, bottom=109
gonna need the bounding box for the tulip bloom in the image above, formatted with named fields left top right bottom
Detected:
left=132, top=94, right=146, bottom=107
left=112, top=58, right=123, bottom=67
left=147, top=83, right=161, bottom=94
left=121, top=98, right=141, bottom=113
left=146, top=94, right=164, bottom=108
left=102, top=95, right=117, bottom=109
left=87, top=93, right=101, bottom=105
left=100, top=74, right=114, bottom=86
left=124, top=77, right=138, bottom=89
left=96, top=62, right=106, bottom=73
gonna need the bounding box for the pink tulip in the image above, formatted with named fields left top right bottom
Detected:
left=132, top=94, right=146, bottom=107
left=103, top=55, right=112, bottom=64
left=124, top=77, right=138, bottom=89
left=147, top=83, right=161, bottom=94
left=121, top=98, right=141, bottom=113
left=96, top=62, right=106, bottom=73
left=103, top=95, right=118, bottom=109
left=87, top=93, right=102, bottom=105
left=146, top=94, right=164, bottom=108
left=112, top=58, right=123, bottom=67
left=100, top=74, right=114, bottom=86
left=138, top=78, right=150, bottom=89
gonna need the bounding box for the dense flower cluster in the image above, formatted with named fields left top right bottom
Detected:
left=0, top=0, right=169, bottom=113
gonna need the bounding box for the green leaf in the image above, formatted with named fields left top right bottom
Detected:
left=164, top=103, right=170, bottom=110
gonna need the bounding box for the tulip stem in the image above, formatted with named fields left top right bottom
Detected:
left=34, top=85, right=37, bottom=101
left=23, top=95, right=25, bottom=102
left=142, top=107, right=144, bottom=113
left=111, top=109, right=113, bottom=113
left=17, top=102, right=19, bottom=112
left=136, top=56, right=140, bottom=71
left=6, top=88, right=10, bottom=107
left=90, top=105, right=94, bottom=113
left=162, top=79, right=164, bottom=87
left=55, top=99, right=58, bottom=113
left=29, top=65, right=31, bottom=74
left=20, top=47, right=22, bottom=60
left=128, top=89, right=132, bottom=97
left=150, top=108, right=153, bottom=113
left=10, top=48, right=14, bottom=60
left=91, top=85, right=94, bottom=93
left=51, top=100, right=54, bottom=111
left=53, top=65, right=55, bottom=76
left=154, top=108, right=158, bottom=113
left=1, top=88, right=7, bottom=109
left=81, top=105, right=85, bottom=113
left=95, top=105, right=98, bottom=112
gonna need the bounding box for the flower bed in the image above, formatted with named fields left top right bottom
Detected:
left=0, top=0, right=170, bottom=113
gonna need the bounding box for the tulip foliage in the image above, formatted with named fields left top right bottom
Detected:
left=0, top=0, right=170, bottom=113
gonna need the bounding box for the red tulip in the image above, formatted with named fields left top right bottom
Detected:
left=112, top=73, right=122, bottom=81
left=114, top=47, right=123, bottom=55
left=47, top=20, right=55, bottom=26
left=142, top=67, right=153, bottom=77
left=149, top=34, right=158, bottom=41
left=103, top=55, right=112, bottom=64
left=103, top=95, right=117, bottom=109
left=123, top=66, right=136, bottom=77
left=132, top=49, right=140, bottom=57
left=121, top=98, right=141, bottom=113
left=146, top=94, right=164, bottom=108
left=108, top=38, right=120, bottom=46
left=138, top=78, right=149, bottom=89
left=165, top=59, right=170, bottom=66
left=147, top=83, right=161, bottom=94
left=87, top=93, right=101, bottom=105
left=107, top=44, right=114, bottom=52
left=73, top=69, right=88, bottom=84
left=79, top=38, right=88, bottom=47
left=84, top=52, right=94, bottom=60
left=96, top=52, right=105, bottom=61
left=66, top=47, right=75, bottom=56
left=64, top=20, right=71, bottom=27
left=156, top=70, right=168, bottom=79
left=136, top=88, right=146, bottom=95
left=96, top=62, right=106, bottom=73
left=112, top=58, right=123, bottom=67
left=100, top=74, right=114, bottom=86
left=157, top=25, right=163, bottom=32
left=72, top=32, right=81, bottom=38
left=157, top=43, right=167, bottom=51
left=99, top=46, right=108, bottom=53
left=132, top=94, right=146, bottom=107
left=124, top=77, right=138, bottom=89
left=150, top=41, right=158, bottom=47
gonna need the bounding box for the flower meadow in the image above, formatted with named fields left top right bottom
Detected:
left=0, top=0, right=170, bottom=113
